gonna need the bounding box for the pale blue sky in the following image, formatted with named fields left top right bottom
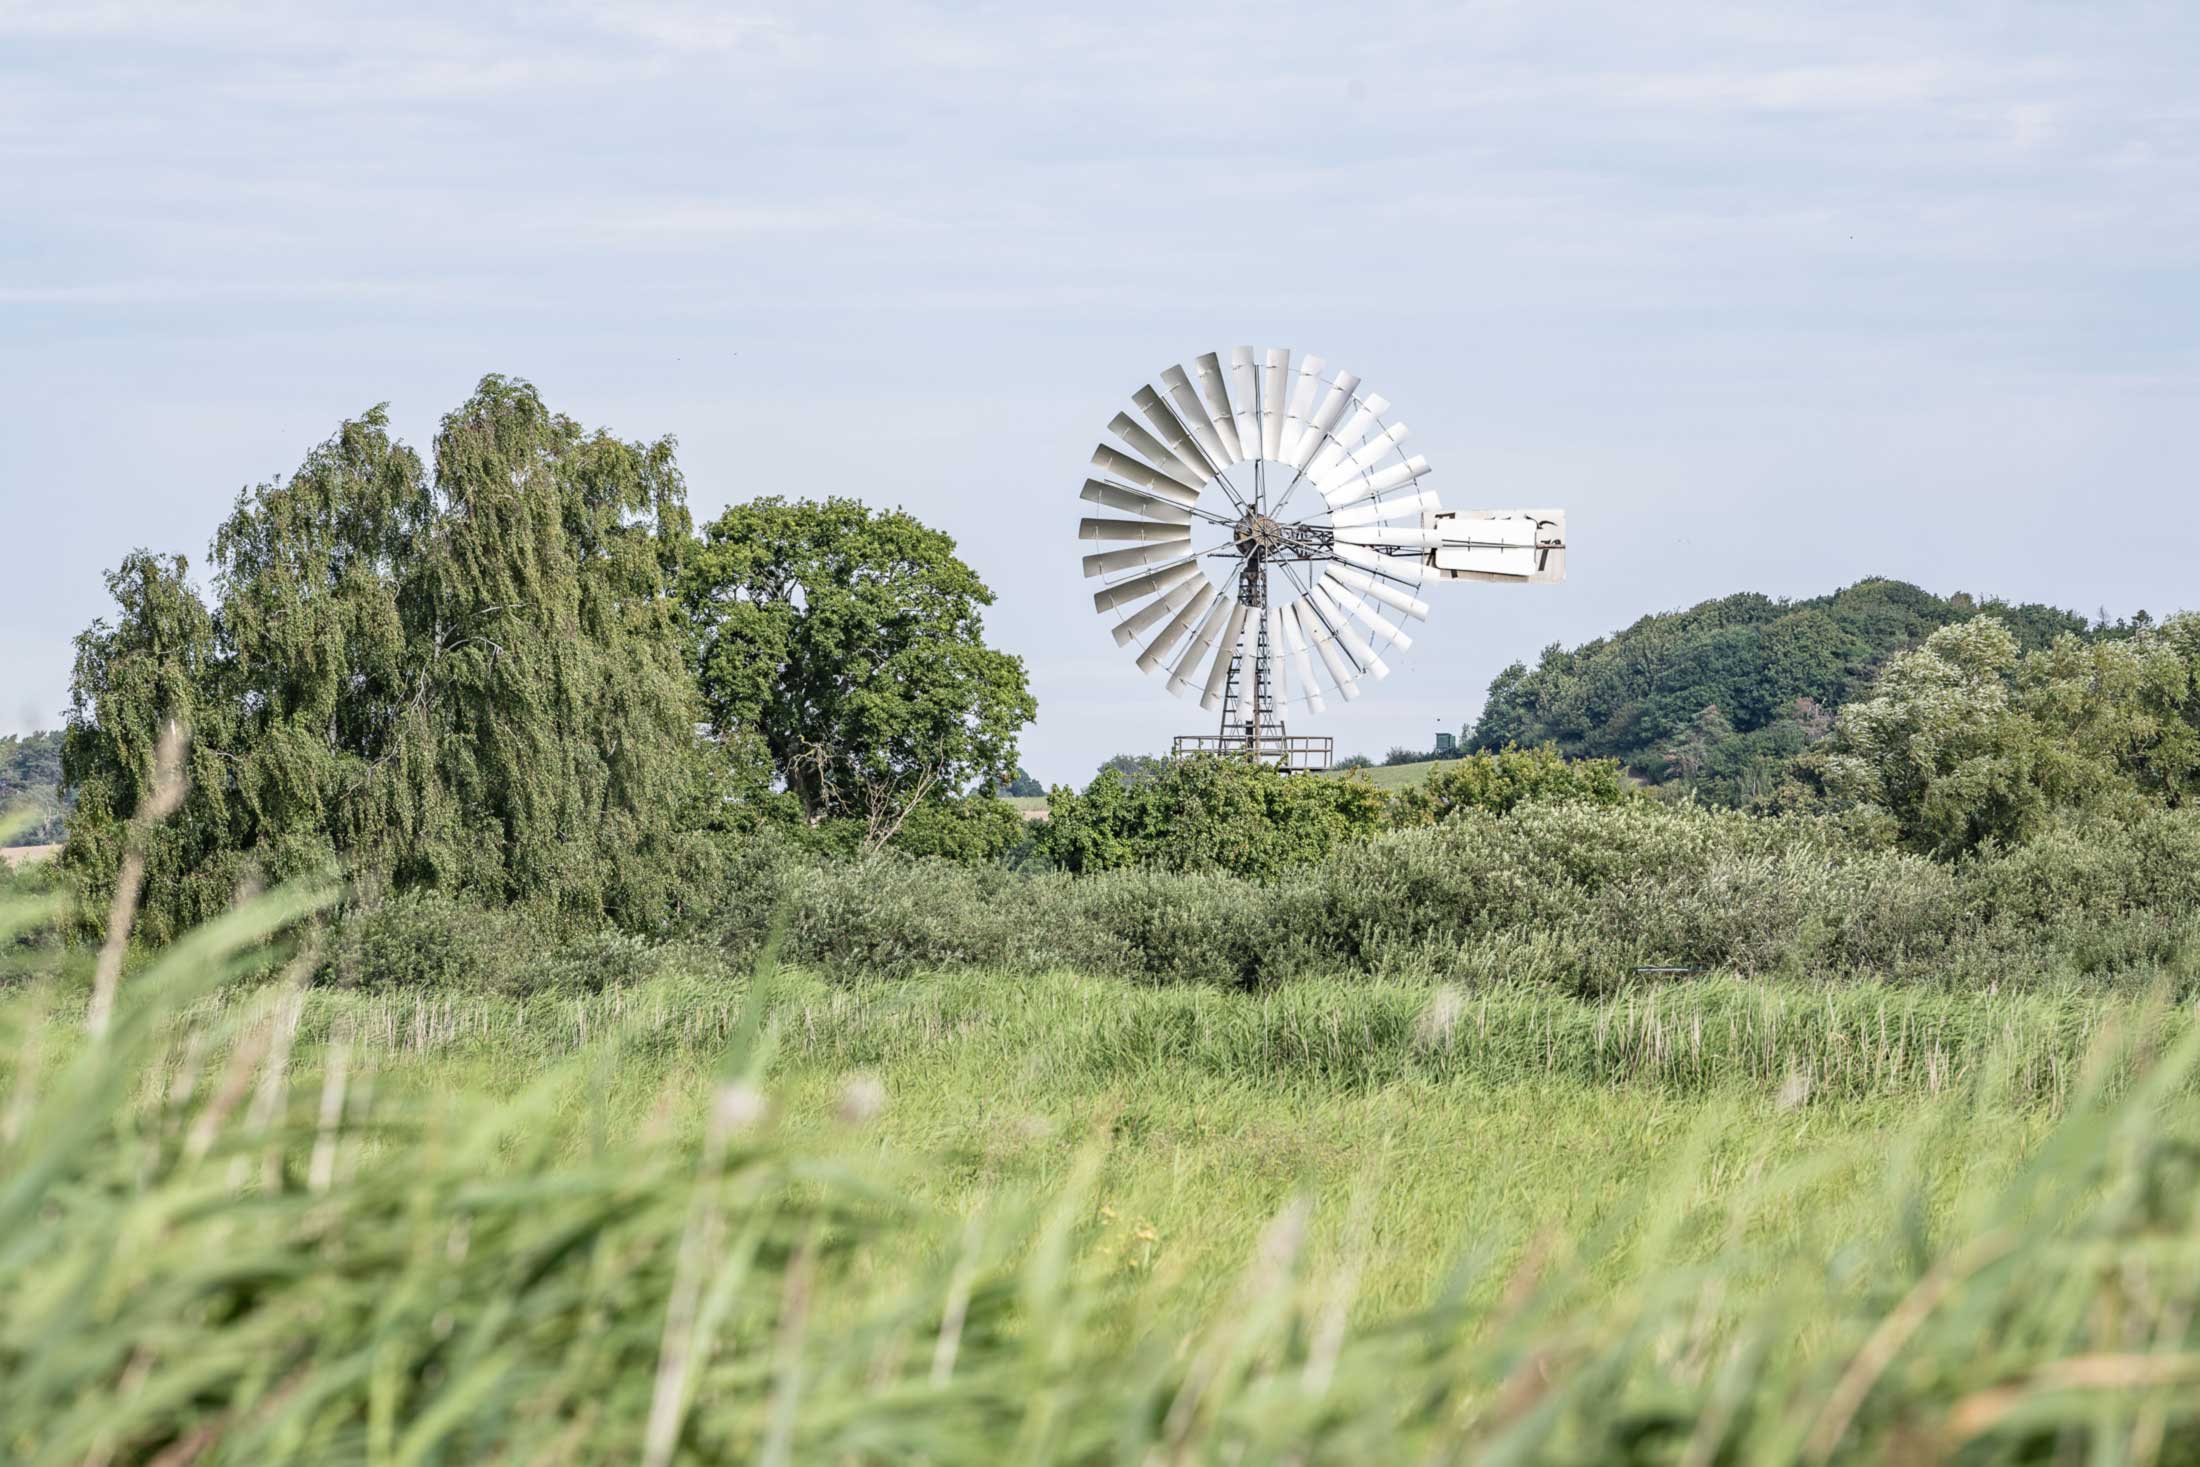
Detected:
left=3, top=2, right=2195, bottom=781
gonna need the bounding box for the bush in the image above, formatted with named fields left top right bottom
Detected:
left=1386, top=744, right=1635, bottom=826
left=1035, top=756, right=1386, bottom=878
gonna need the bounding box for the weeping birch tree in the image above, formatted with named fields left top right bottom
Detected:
left=62, top=376, right=713, bottom=938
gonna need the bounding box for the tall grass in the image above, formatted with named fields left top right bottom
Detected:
left=286, top=970, right=2183, bottom=1107
left=11, top=885, right=2200, bottom=1461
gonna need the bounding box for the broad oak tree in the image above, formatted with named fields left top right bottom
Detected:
left=682, top=497, right=1035, bottom=850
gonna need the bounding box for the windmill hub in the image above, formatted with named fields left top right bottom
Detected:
left=1232, top=509, right=1284, bottom=556
left=1078, top=345, right=1568, bottom=772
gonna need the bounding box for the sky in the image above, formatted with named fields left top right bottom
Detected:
left=2, top=1, right=2195, bottom=783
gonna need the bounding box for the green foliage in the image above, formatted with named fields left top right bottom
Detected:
left=1334, top=752, right=1372, bottom=770
left=681, top=497, right=1036, bottom=846
left=61, top=378, right=715, bottom=940
left=18, top=892, right=2200, bottom=1462
left=997, top=766, right=1043, bottom=797
left=1096, top=751, right=1168, bottom=786
left=1384, top=744, right=1635, bottom=826
left=1473, top=578, right=2092, bottom=804
left=1821, top=614, right=2200, bottom=855
left=1034, top=755, right=1387, bottom=879
left=0, top=730, right=67, bottom=845
left=702, top=797, right=2200, bottom=992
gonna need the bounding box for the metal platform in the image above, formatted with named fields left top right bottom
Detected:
left=1169, top=733, right=1333, bottom=772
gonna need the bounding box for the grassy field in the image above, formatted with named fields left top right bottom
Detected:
left=1328, top=758, right=1445, bottom=790
left=13, top=893, right=2200, bottom=1462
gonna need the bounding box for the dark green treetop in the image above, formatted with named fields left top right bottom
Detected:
left=681, top=497, right=1036, bottom=851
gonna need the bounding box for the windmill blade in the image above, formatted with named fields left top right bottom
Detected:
left=1306, top=394, right=1392, bottom=480
left=1280, top=355, right=1323, bottom=462
left=1228, top=348, right=1261, bottom=460
left=1079, top=516, right=1194, bottom=543
left=1297, top=598, right=1360, bottom=702
left=1279, top=602, right=1325, bottom=714
left=1135, top=582, right=1217, bottom=672
left=1323, top=454, right=1431, bottom=511
left=1326, top=561, right=1430, bottom=619
left=1335, top=524, right=1442, bottom=549
left=1308, top=586, right=1389, bottom=680
left=1260, top=348, right=1289, bottom=460
left=1330, top=539, right=1426, bottom=582
left=1083, top=537, right=1193, bottom=578
left=1198, top=600, right=1252, bottom=710
left=1159, top=365, right=1233, bottom=470
left=1081, top=479, right=1194, bottom=524
left=1167, top=593, right=1236, bottom=696
left=1312, top=423, right=1412, bottom=493
left=1107, top=414, right=1205, bottom=492
left=1091, top=445, right=1200, bottom=507
left=1133, top=386, right=1220, bottom=482
left=1264, top=604, right=1293, bottom=711
left=1324, top=582, right=1414, bottom=650
left=1329, top=490, right=1440, bottom=528
left=1287, top=369, right=1360, bottom=469
left=1193, top=353, right=1244, bottom=463
left=1092, top=556, right=1201, bottom=613
left=1112, top=573, right=1204, bottom=645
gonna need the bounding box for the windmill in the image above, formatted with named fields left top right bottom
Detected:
left=1079, top=347, right=1565, bottom=771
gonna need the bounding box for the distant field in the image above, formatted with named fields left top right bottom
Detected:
left=1, top=843, right=58, bottom=869
left=1327, top=757, right=1447, bottom=790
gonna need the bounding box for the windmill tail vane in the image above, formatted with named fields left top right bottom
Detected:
left=1078, top=346, right=1566, bottom=772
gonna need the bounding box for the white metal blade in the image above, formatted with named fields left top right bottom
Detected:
left=1132, top=385, right=1220, bottom=484
left=1282, top=600, right=1327, bottom=713
left=1091, top=445, right=1200, bottom=507
left=1278, top=352, right=1318, bottom=461
left=1080, top=516, right=1193, bottom=543
left=1298, top=598, right=1361, bottom=702
left=1306, top=393, right=1391, bottom=480
left=1326, top=562, right=1430, bottom=620
left=1322, top=454, right=1432, bottom=511
left=1287, top=369, right=1359, bottom=469
left=1227, top=348, right=1261, bottom=461
left=1193, top=353, right=1244, bottom=463
left=1308, top=586, right=1388, bottom=680
left=1135, top=583, right=1217, bottom=672
left=1312, top=423, right=1412, bottom=493
left=1254, top=348, right=1284, bottom=460
left=1081, top=479, right=1194, bottom=524
left=1198, top=600, right=1251, bottom=710
left=1083, top=538, right=1193, bottom=578
left=1161, top=365, right=1233, bottom=470
left=1329, top=540, right=1418, bottom=579
left=1324, top=582, right=1413, bottom=650
left=1328, top=490, right=1440, bottom=528
left=1108, top=414, right=1205, bottom=492
left=1093, top=556, right=1202, bottom=613
left=1111, top=573, right=1203, bottom=645
left=1167, top=593, right=1235, bottom=696
left=1264, top=605, right=1292, bottom=711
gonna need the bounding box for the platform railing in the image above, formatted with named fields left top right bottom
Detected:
left=1169, top=734, right=1334, bottom=772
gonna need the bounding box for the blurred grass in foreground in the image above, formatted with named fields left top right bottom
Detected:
left=8, top=872, right=2200, bottom=1463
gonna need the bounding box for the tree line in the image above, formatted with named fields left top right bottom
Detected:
left=31, top=375, right=2199, bottom=941
left=55, top=377, right=1032, bottom=939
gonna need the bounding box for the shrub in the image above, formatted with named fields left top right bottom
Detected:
left=1035, top=756, right=1386, bottom=878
